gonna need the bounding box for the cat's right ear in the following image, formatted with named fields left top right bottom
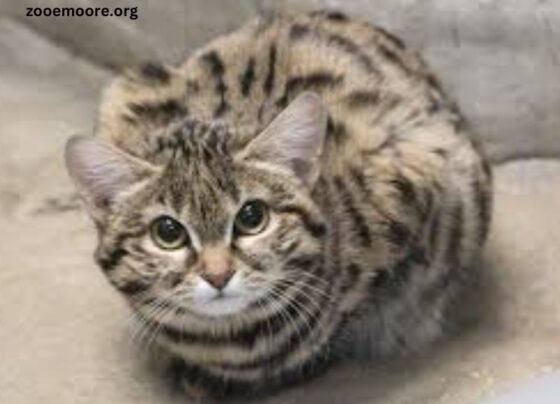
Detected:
left=65, top=135, right=156, bottom=222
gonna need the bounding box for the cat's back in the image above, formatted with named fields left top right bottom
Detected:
left=176, top=10, right=458, bottom=161
left=101, top=10, right=463, bottom=170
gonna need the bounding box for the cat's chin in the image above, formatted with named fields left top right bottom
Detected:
left=188, top=272, right=264, bottom=318
left=190, top=294, right=251, bottom=317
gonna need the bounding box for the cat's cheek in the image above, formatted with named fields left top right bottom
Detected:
left=140, top=237, right=191, bottom=281
left=234, top=214, right=280, bottom=250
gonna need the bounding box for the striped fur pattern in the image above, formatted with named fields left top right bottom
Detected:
left=66, top=10, right=492, bottom=397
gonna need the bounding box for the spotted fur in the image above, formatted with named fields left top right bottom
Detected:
left=65, top=10, right=492, bottom=397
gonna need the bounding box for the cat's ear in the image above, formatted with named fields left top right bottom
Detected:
left=240, top=92, right=328, bottom=187
left=65, top=135, right=156, bottom=222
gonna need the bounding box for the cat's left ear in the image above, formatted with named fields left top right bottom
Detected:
left=240, top=92, right=328, bottom=187
left=65, top=135, right=157, bottom=223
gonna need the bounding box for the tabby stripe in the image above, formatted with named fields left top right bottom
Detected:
left=326, top=116, right=348, bottom=143
left=369, top=244, right=426, bottom=297
left=231, top=245, right=266, bottom=272
left=425, top=73, right=443, bottom=92
left=385, top=219, right=411, bottom=247
left=97, top=248, right=127, bottom=272
left=186, top=79, right=200, bottom=94
left=263, top=44, right=277, bottom=95
left=290, top=20, right=376, bottom=74
left=214, top=289, right=325, bottom=370
left=391, top=173, right=418, bottom=206
left=391, top=173, right=422, bottom=214
left=239, top=57, right=256, bottom=97
left=201, top=51, right=229, bottom=117
left=273, top=205, right=327, bottom=238
left=285, top=71, right=343, bottom=90
left=328, top=34, right=378, bottom=74
left=116, top=278, right=151, bottom=295
left=310, top=9, right=349, bottom=22
left=421, top=187, right=435, bottom=223
left=276, top=71, right=343, bottom=107
left=333, top=177, right=372, bottom=246
left=348, top=167, right=370, bottom=196
left=444, top=199, right=464, bottom=266
left=420, top=262, right=456, bottom=308
left=473, top=173, right=491, bottom=243
left=289, top=23, right=311, bottom=40
left=153, top=287, right=291, bottom=347
left=158, top=282, right=324, bottom=353
left=285, top=253, right=323, bottom=272
left=426, top=94, right=443, bottom=115
left=346, top=90, right=380, bottom=108
left=371, top=95, right=402, bottom=124
left=138, top=62, right=170, bottom=83
left=422, top=198, right=468, bottom=305
left=378, top=43, right=410, bottom=74
left=96, top=229, right=146, bottom=272
left=481, top=154, right=492, bottom=178
left=376, top=26, right=406, bottom=50
left=128, top=100, right=187, bottom=123
left=349, top=167, right=414, bottom=249
left=176, top=361, right=255, bottom=396
left=176, top=344, right=333, bottom=395
left=340, top=263, right=361, bottom=293
left=428, top=207, right=442, bottom=259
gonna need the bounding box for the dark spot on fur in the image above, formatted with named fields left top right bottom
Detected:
left=139, top=62, right=170, bottom=83
left=263, top=44, right=277, bottom=95
left=376, top=27, right=406, bottom=50
left=186, top=79, right=200, bottom=94
left=326, top=115, right=348, bottom=144
left=239, top=57, right=256, bottom=97
left=346, top=90, right=380, bottom=108
left=201, top=51, right=229, bottom=117
left=328, top=34, right=377, bottom=74
left=290, top=23, right=311, bottom=40
left=310, top=9, right=349, bottom=22
left=277, top=71, right=343, bottom=107
left=128, top=99, right=187, bottom=124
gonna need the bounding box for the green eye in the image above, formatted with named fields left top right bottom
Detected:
left=150, top=215, right=189, bottom=250
left=234, top=200, right=269, bottom=235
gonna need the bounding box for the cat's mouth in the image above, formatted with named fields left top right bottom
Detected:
left=192, top=293, right=251, bottom=317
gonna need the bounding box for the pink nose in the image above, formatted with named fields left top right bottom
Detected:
left=201, top=270, right=234, bottom=290
left=198, top=245, right=234, bottom=290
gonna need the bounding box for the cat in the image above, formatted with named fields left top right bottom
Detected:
left=65, top=9, right=492, bottom=398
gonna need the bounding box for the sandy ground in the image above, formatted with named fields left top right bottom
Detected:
left=1, top=1, right=560, bottom=403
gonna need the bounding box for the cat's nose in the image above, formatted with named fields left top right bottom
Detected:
left=201, top=270, right=234, bottom=290
left=199, top=245, right=234, bottom=290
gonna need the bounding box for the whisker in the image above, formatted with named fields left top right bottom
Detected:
left=276, top=276, right=334, bottom=301
left=266, top=285, right=308, bottom=346
left=273, top=281, right=326, bottom=318
left=130, top=288, right=182, bottom=347
left=273, top=278, right=326, bottom=320
left=270, top=284, right=317, bottom=342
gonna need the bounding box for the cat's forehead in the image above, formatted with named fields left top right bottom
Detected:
left=150, top=169, right=235, bottom=242
left=151, top=118, right=233, bottom=162
left=145, top=119, right=240, bottom=240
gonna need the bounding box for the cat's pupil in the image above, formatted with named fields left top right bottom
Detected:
left=152, top=216, right=187, bottom=248
left=235, top=200, right=268, bottom=234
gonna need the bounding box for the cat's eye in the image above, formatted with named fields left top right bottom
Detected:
left=234, top=200, right=269, bottom=235
left=150, top=215, right=189, bottom=250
